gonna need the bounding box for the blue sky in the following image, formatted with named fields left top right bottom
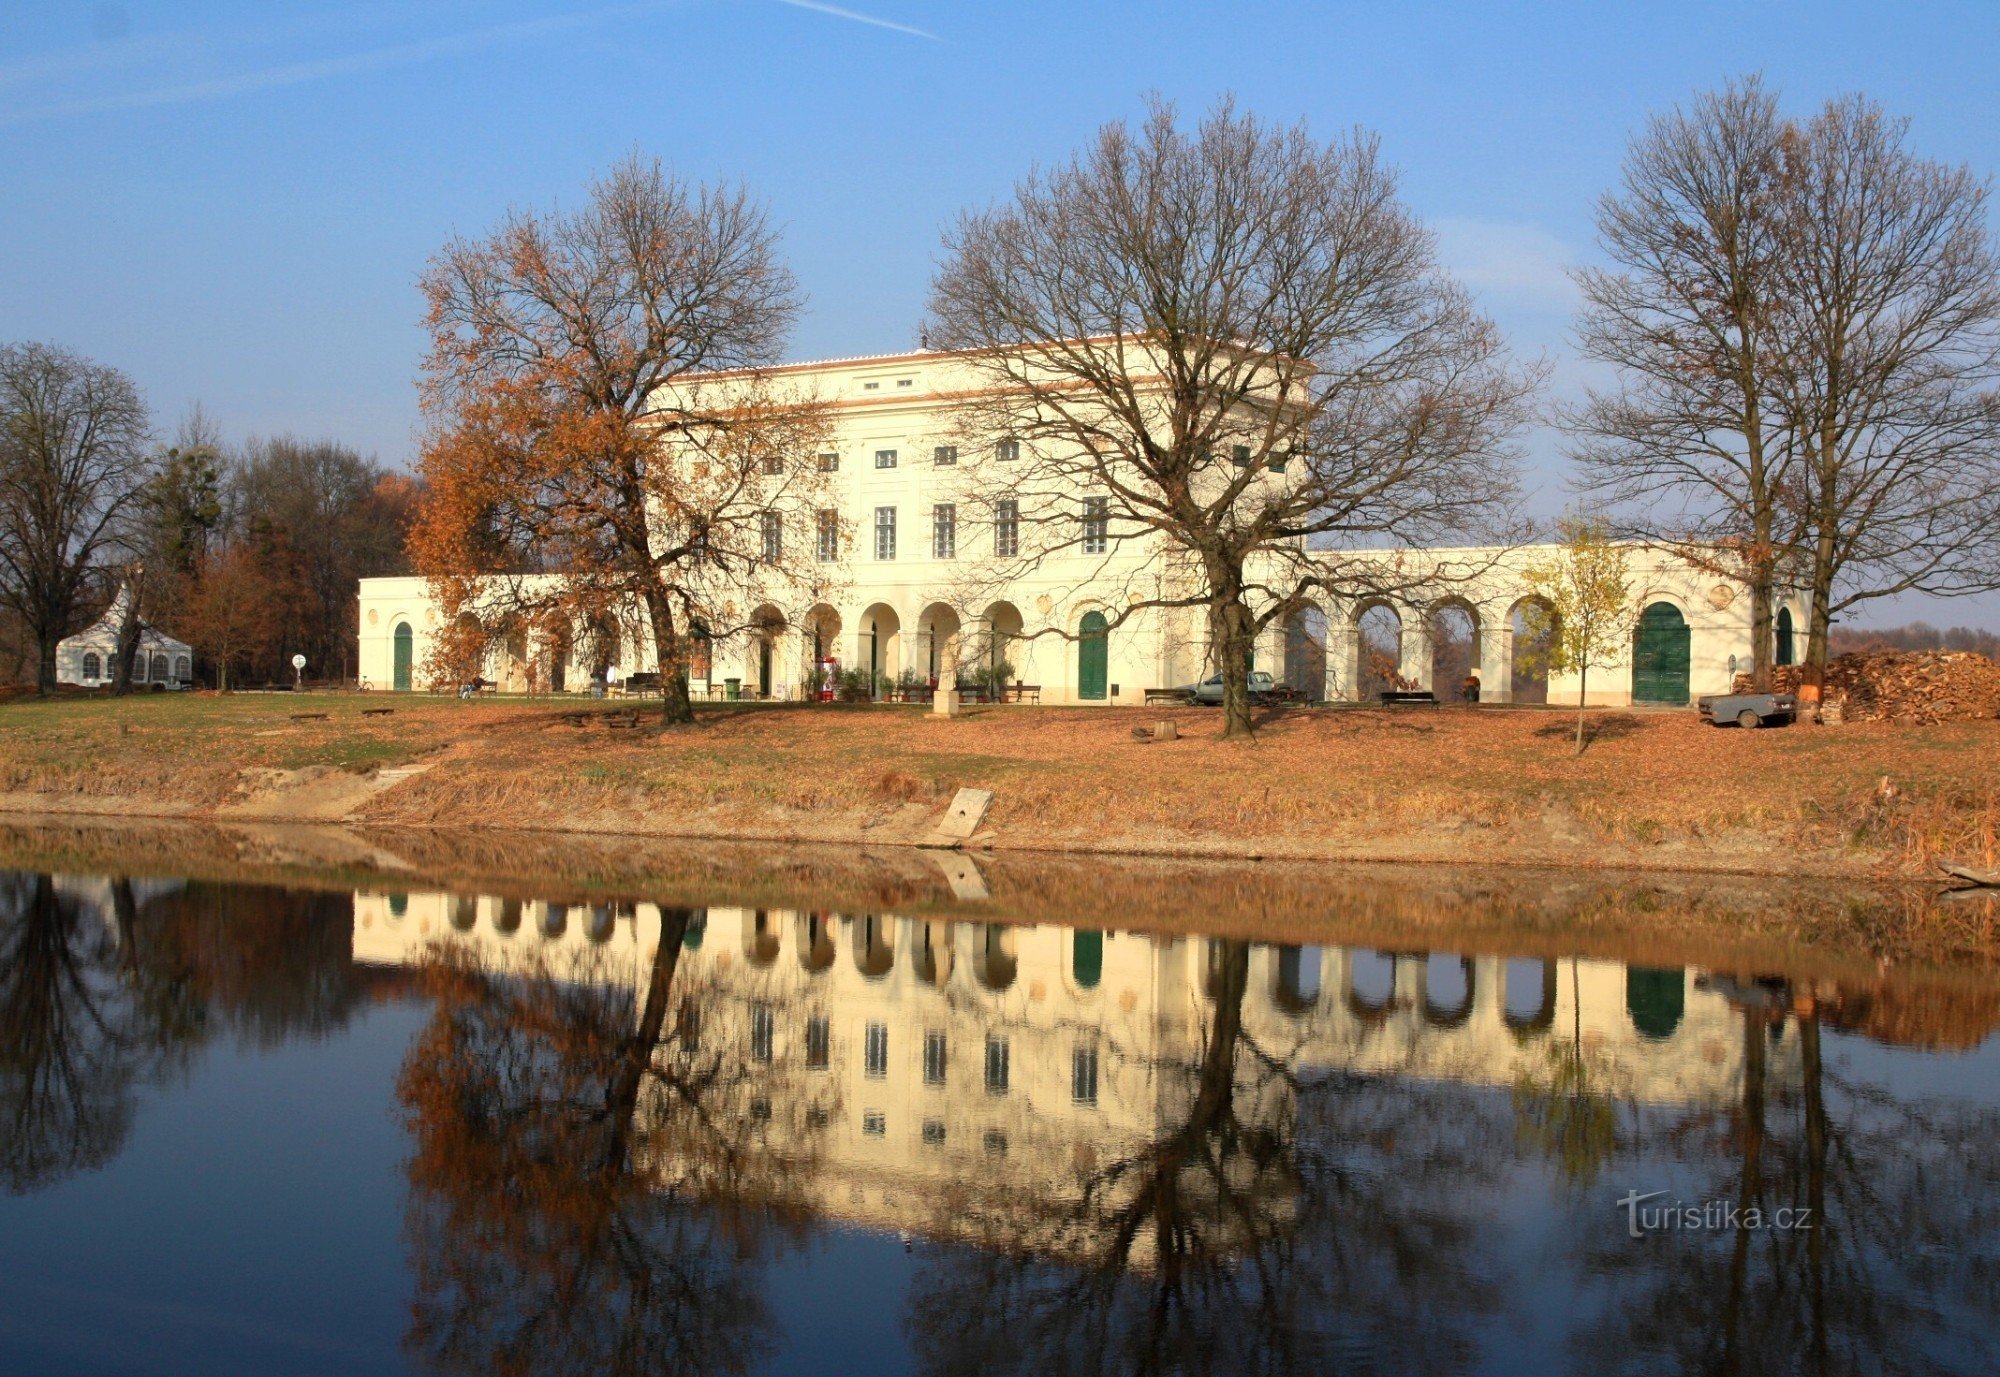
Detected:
left=3, top=1, right=1997, bottom=622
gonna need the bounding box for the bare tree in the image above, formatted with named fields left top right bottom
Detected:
left=925, top=98, right=1533, bottom=736
left=1772, top=95, right=2000, bottom=697
left=412, top=154, right=835, bottom=724
left=1566, top=77, right=1800, bottom=691
left=0, top=343, right=153, bottom=694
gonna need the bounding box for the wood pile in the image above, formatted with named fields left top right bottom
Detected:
left=1734, top=651, right=2000, bottom=724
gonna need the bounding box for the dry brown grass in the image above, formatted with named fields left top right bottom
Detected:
left=2, top=692, right=1996, bottom=876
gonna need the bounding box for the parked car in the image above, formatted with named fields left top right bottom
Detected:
left=1696, top=691, right=1799, bottom=728
left=1179, top=670, right=1284, bottom=705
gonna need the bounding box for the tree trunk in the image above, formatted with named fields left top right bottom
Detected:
left=1211, top=585, right=1255, bottom=740
left=1747, top=576, right=1773, bottom=693
left=1574, top=664, right=1589, bottom=755
left=110, top=584, right=141, bottom=696
left=600, top=906, right=694, bottom=1175
left=35, top=619, right=59, bottom=696
left=641, top=586, right=695, bottom=727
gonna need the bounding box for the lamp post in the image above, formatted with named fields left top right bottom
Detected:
left=292, top=653, right=306, bottom=692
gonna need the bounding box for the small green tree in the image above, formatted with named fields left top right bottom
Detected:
left=1521, top=519, right=1632, bottom=755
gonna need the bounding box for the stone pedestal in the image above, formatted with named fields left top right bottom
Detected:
left=932, top=689, right=962, bottom=718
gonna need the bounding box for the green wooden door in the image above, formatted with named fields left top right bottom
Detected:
left=1072, top=929, right=1103, bottom=989
left=1078, top=611, right=1108, bottom=700
left=1631, top=602, right=1689, bottom=704
left=1626, top=967, right=1685, bottom=1039
left=392, top=622, right=413, bottom=691
left=1775, top=607, right=1795, bottom=666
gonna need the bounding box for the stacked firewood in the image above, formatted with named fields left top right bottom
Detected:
left=1734, top=650, right=2000, bottom=724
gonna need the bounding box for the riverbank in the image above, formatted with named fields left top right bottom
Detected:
left=1, top=692, right=1995, bottom=879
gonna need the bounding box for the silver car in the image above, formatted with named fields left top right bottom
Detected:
left=1179, top=670, right=1278, bottom=705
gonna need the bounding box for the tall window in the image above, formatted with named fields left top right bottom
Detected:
left=985, top=1036, right=1010, bottom=1095
left=1071, top=1044, right=1099, bottom=1105
left=805, top=1015, right=830, bottom=1069
left=760, top=511, right=782, bottom=563
left=995, top=438, right=1020, bottom=462
left=816, top=510, right=839, bottom=562
left=874, top=506, right=897, bottom=561
left=874, top=448, right=898, bottom=470
left=817, top=451, right=840, bottom=472
left=933, top=445, right=957, bottom=466
left=81, top=652, right=100, bottom=680
left=923, top=1030, right=948, bottom=1084
left=760, top=454, right=783, bottom=475
left=994, top=500, right=1019, bottom=559
left=750, top=1005, right=775, bottom=1063
left=1082, top=496, right=1108, bottom=555
left=932, top=503, right=956, bottom=559
left=864, top=1021, right=888, bottom=1078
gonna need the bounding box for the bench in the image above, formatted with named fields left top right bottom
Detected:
left=1380, top=690, right=1439, bottom=707
left=1004, top=683, right=1042, bottom=705
left=361, top=707, right=395, bottom=717
left=1143, top=687, right=1188, bottom=706
left=289, top=712, right=328, bottom=721
left=603, top=710, right=641, bottom=729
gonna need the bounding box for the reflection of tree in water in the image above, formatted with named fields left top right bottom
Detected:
left=0, top=873, right=362, bottom=1194
left=904, top=939, right=1513, bottom=1376
left=397, top=907, right=831, bottom=1377
left=1567, top=1000, right=2000, bottom=1376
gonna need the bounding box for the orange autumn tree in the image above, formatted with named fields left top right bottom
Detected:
left=411, top=154, right=836, bottom=723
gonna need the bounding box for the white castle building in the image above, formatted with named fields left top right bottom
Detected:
left=357, top=348, right=1809, bottom=706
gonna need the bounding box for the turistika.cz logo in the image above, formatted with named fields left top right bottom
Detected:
left=1617, top=1190, right=1815, bottom=1239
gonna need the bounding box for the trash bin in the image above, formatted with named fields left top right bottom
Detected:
left=724, top=678, right=741, bottom=701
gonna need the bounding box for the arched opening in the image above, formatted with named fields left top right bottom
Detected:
left=750, top=605, right=786, bottom=699
left=540, top=901, right=567, bottom=939
left=499, top=620, right=530, bottom=693
left=974, top=924, right=1017, bottom=991
left=915, top=921, right=954, bottom=987
left=853, top=914, right=895, bottom=979
left=1077, top=610, right=1109, bottom=700
left=585, top=612, right=621, bottom=682
left=804, top=605, right=842, bottom=700
left=798, top=913, right=836, bottom=973
left=585, top=906, right=615, bottom=943
left=130, top=648, right=148, bottom=683
left=859, top=603, right=902, bottom=695
left=1507, top=597, right=1557, bottom=705
left=392, top=622, right=414, bottom=692
left=1356, top=604, right=1404, bottom=700
left=1283, top=605, right=1328, bottom=698
left=681, top=912, right=705, bottom=949
left=449, top=896, right=478, bottom=932
left=1503, top=958, right=1558, bottom=1032
left=1627, top=967, right=1686, bottom=1039
left=982, top=602, right=1024, bottom=680
left=494, top=898, right=522, bottom=934
left=387, top=892, right=408, bottom=919
left=173, top=655, right=190, bottom=682
left=688, top=623, right=714, bottom=687
left=1775, top=606, right=1796, bottom=668
left=1347, top=949, right=1396, bottom=1023
left=1633, top=602, right=1691, bottom=705
left=150, top=651, right=169, bottom=683
left=1274, top=945, right=1324, bottom=1014
left=542, top=617, right=573, bottom=694
left=81, top=651, right=101, bottom=680
left=1422, top=954, right=1475, bottom=1027
left=1428, top=602, right=1481, bottom=702
left=918, top=603, right=962, bottom=687
left=1071, top=929, right=1104, bottom=990
left=745, top=910, right=780, bottom=966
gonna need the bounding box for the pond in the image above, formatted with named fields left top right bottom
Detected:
left=1, top=823, right=1997, bottom=1375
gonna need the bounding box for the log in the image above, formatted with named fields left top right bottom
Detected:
left=1939, top=861, right=2000, bottom=888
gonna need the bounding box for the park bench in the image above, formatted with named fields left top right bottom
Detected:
left=603, top=710, right=641, bottom=730
left=1004, top=683, right=1042, bottom=705
left=1143, top=687, right=1187, bottom=706
left=361, top=707, right=395, bottom=717
left=1379, top=690, right=1439, bottom=708
left=289, top=712, right=328, bottom=721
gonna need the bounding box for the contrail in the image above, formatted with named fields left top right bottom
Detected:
left=770, top=0, right=940, bottom=41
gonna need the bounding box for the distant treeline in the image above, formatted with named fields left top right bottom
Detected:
left=1830, top=623, right=2000, bottom=659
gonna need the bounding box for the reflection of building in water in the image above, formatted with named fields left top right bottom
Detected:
left=353, top=891, right=1796, bottom=1242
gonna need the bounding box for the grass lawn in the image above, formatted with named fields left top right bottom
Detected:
left=2, top=688, right=1994, bottom=875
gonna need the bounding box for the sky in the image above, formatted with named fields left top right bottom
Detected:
left=3, top=0, right=1997, bottom=626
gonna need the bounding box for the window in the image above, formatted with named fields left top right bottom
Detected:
left=875, top=448, right=898, bottom=470
left=805, top=1015, right=830, bottom=1070
left=985, top=1036, right=1010, bottom=1095
left=81, top=652, right=100, bottom=680
left=996, top=438, right=1020, bottom=462
left=932, top=503, right=956, bottom=559
left=173, top=655, right=190, bottom=680
left=1082, top=496, right=1108, bottom=555
left=864, top=1021, right=888, bottom=1078
left=897, top=378, right=914, bottom=389
left=816, top=510, right=839, bottom=562
left=923, top=1031, right=948, bottom=1085
left=933, top=445, right=957, bottom=466
left=760, top=511, right=783, bottom=563
left=874, top=506, right=897, bottom=561
left=994, top=500, right=1019, bottom=559
left=921, top=1119, right=947, bottom=1147
left=817, top=451, right=840, bottom=472
left=1269, top=449, right=1292, bottom=473
left=862, top=1111, right=886, bottom=1136
left=750, top=1096, right=772, bottom=1123
left=750, top=1004, right=775, bottom=1063
left=761, top=454, right=783, bottom=475
left=1232, top=444, right=1252, bottom=466
left=1072, top=1045, right=1099, bottom=1106
left=864, top=380, right=881, bottom=391
left=983, top=1129, right=1008, bottom=1156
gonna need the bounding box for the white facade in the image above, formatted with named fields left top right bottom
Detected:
left=55, top=589, right=194, bottom=689
left=358, top=348, right=1807, bottom=706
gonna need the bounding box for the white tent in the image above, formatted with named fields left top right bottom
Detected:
left=56, top=588, right=194, bottom=689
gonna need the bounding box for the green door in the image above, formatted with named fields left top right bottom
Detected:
left=1631, top=602, right=1689, bottom=705
left=1626, top=967, right=1685, bottom=1039
left=1775, top=607, right=1795, bottom=666
left=1078, top=611, right=1108, bottom=700
left=1072, top=929, right=1103, bottom=989
left=392, top=622, right=413, bottom=692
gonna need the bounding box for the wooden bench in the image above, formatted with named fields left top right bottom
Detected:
left=361, top=707, right=395, bottom=717
left=289, top=712, right=328, bottom=721
left=1143, top=687, right=1188, bottom=706
left=1380, top=690, right=1439, bottom=708
left=1004, top=683, right=1042, bottom=705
